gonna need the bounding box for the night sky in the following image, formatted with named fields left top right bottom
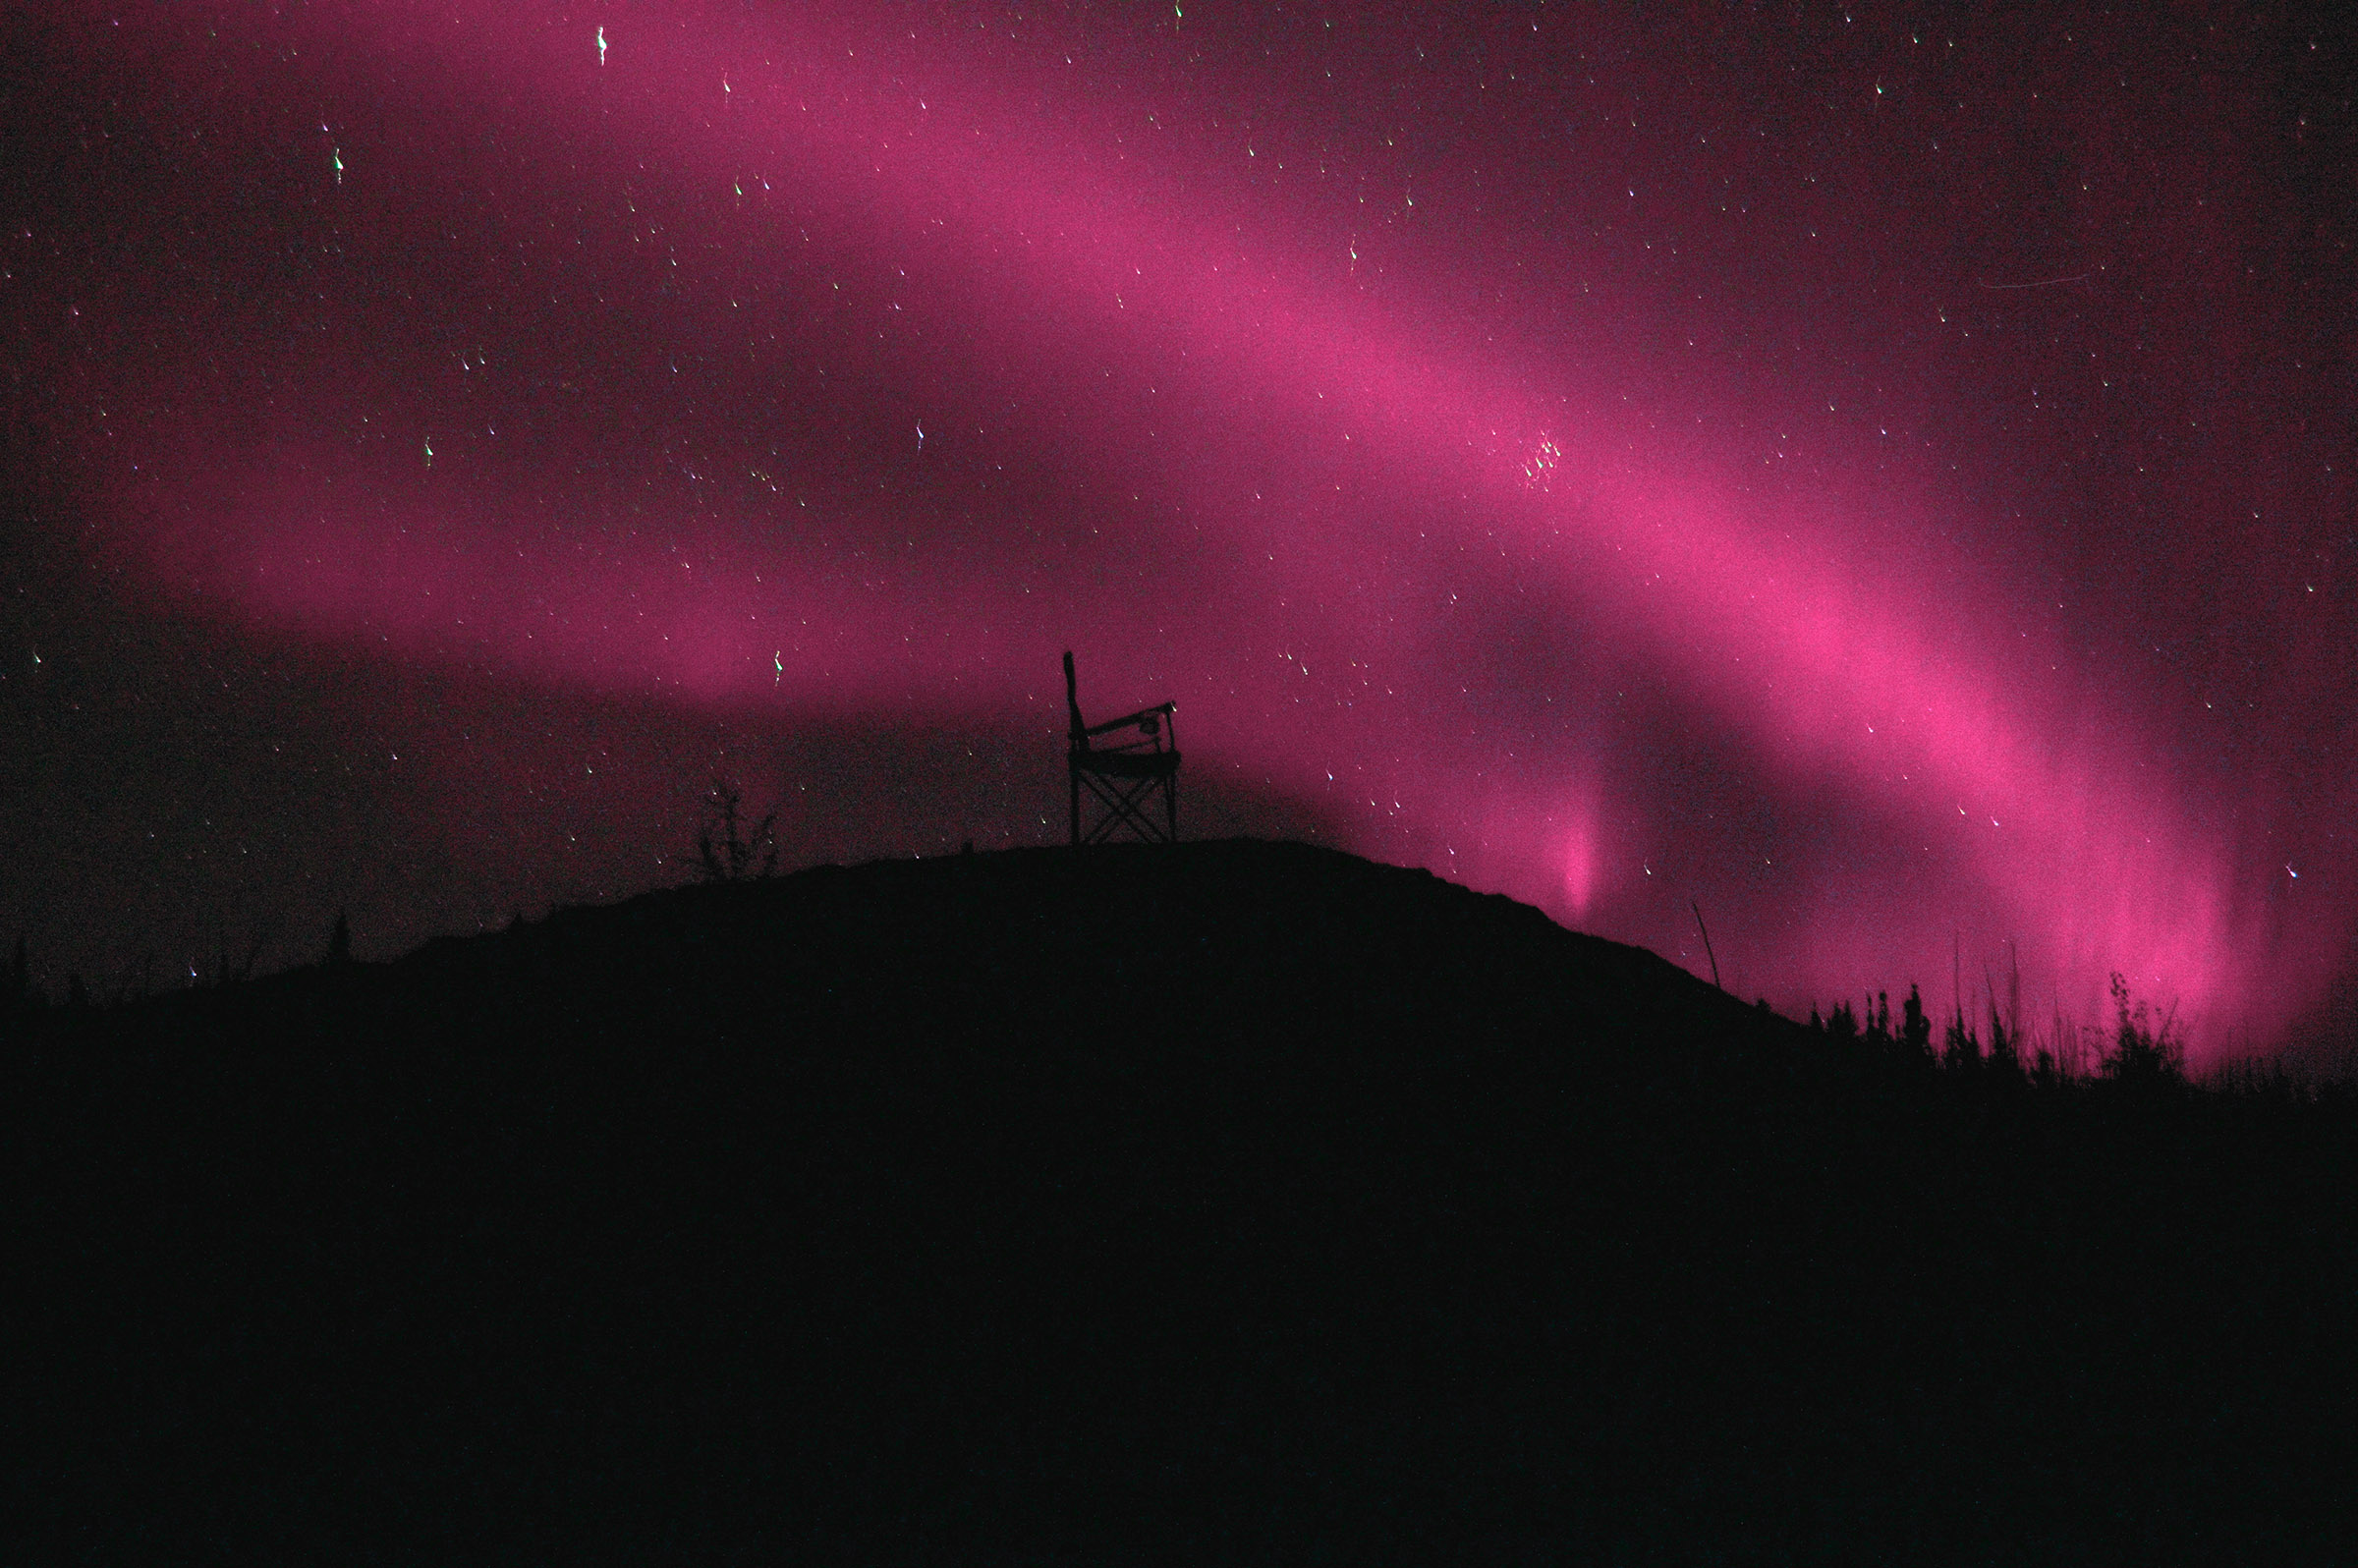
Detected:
left=4, top=3, right=2352, bottom=1063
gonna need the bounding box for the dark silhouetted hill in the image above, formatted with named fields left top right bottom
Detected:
left=8, top=840, right=2356, bottom=1562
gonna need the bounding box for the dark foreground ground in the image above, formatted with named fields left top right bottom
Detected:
left=8, top=840, right=2357, bottom=1562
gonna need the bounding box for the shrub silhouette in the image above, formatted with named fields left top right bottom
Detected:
left=695, top=778, right=780, bottom=882
left=2102, top=970, right=2185, bottom=1087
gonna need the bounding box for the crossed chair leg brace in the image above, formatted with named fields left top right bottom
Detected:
left=1071, top=766, right=1178, bottom=846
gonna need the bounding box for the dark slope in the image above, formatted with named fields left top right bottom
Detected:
left=9, top=840, right=2357, bottom=1562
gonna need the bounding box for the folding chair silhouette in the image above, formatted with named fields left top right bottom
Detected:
left=1064, top=650, right=1180, bottom=846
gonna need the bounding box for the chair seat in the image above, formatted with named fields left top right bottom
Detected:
left=1074, top=748, right=1180, bottom=778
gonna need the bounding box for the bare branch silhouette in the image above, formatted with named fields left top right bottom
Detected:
left=695, top=778, right=780, bottom=881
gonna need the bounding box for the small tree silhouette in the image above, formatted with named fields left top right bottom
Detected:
left=327, top=909, right=352, bottom=966
left=1983, top=962, right=2022, bottom=1078
left=1942, top=1009, right=1979, bottom=1072
left=2102, top=972, right=2184, bottom=1087
left=1825, top=998, right=1859, bottom=1046
left=1900, top=983, right=1933, bottom=1059
left=696, top=778, right=779, bottom=882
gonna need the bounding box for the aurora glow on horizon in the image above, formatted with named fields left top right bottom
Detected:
left=6, top=3, right=2352, bottom=1063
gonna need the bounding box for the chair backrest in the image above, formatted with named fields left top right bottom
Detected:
left=1064, top=650, right=1089, bottom=752
left=1065, top=652, right=1176, bottom=757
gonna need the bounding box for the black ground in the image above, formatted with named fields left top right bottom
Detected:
left=9, top=840, right=2356, bottom=1562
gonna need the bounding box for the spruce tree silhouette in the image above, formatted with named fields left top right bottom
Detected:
left=1900, top=982, right=1932, bottom=1059
left=1865, top=989, right=1891, bottom=1047
left=1825, top=997, right=1859, bottom=1045
left=1942, top=1008, right=1979, bottom=1071
left=327, top=909, right=352, bottom=966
